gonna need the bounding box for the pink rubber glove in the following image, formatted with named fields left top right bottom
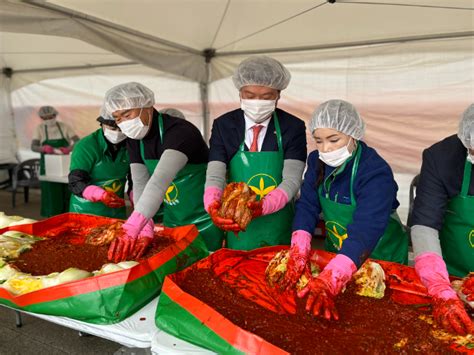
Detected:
left=129, top=220, right=154, bottom=260
left=59, top=146, right=72, bottom=154
left=82, top=185, right=106, bottom=202
left=298, top=254, right=356, bottom=320
left=280, top=230, right=312, bottom=291
left=204, top=186, right=223, bottom=213
left=41, top=145, right=55, bottom=154
left=108, top=211, right=150, bottom=262
left=415, top=252, right=473, bottom=335
left=262, top=188, right=288, bottom=215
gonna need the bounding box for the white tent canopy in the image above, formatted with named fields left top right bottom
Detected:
left=1, top=1, right=473, bottom=220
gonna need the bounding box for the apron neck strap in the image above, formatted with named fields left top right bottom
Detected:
left=158, top=112, right=164, bottom=144
left=349, top=143, right=362, bottom=205
left=44, top=122, right=65, bottom=142
left=239, top=111, right=282, bottom=153
left=461, top=158, right=472, bottom=197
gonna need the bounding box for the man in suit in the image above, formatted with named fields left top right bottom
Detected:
left=204, top=56, right=307, bottom=250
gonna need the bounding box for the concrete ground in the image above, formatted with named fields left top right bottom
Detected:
left=0, top=188, right=141, bottom=355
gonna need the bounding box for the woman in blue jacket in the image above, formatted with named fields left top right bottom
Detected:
left=283, top=99, right=408, bottom=320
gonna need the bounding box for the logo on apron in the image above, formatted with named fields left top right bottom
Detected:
left=247, top=174, right=277, bottom=200
left=164, top=183, right=179, bottom=206
left=325, top=221, right=348, bottom=250
left=103, top=179, right=122, bottom=194
left=469, top=230, right=474, bottom=248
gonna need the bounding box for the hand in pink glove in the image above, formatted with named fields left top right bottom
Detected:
left=298, top=254, right=356, bottom=320
left=83, top=185, right=125, bottom=208
left=129, top=220, right=154, bottom=260
left=59, top=146, right=72, bottom=154
left=415, top=252, right=473, bottom=335
left=108, top=211, right=150, bottom=263
left=204, top=186, right=222, bottom=213
left=279, top=230, right=312, bottom=291
left=262, top=188, right=288, bottom=216
left=83, top=185, right=106, bottom=202
left=41, top=145, right=55, bottom=154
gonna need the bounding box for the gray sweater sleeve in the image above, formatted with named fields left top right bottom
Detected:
left=134, top=150, right=188, bottom=219
left=278, top=159, right=305, bottom=200
left=411, top=224, right=443, bottom=257
left=31, top=139, right=42, bottom=153
left=205, top=160, right=227, bottom=190
left=131, top=163, right=150, bottom=205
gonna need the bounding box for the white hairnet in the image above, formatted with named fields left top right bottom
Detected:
left=310, top=99, right=365, bottom=140
left=103, top=82, right=155, bottom=114
left=232, top=56, right=291, bottom=91
left=160, top=108, right=185, bottom=120
left=38, top=106, right=58, bottom=118
left=457, top=104, right=474, bottom=149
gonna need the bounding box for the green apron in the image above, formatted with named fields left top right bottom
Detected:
left=140, top=113, right=224, bottom=251
left=227, top=112, right=294, bottom=250
left=320, top=144, right=408, bottom=264
left=40, top=123, right=71, bottom=217
left=69, top=130, right=129, bottom=219
left=439, top=159, right=474, bottom=277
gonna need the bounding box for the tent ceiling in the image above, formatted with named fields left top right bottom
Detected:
left=49, top=0, right=474, bottom=53
left=0, top=0, right=473, bottom=84
left=0, top=32, right=133, bottom=72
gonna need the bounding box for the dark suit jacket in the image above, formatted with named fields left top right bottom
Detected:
left=209, top=108, right=307, bottom=164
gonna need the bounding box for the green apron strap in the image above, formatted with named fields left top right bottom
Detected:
left=56, top=122, right=66, bottom=140
left=238, top=112, right=281, bottom=153
left=460, top=159, right=471, bottom=197
left=349, top=144, right=362, bottom=205
left=158, top=112, right=164, bottom=144
left=273, top=112, right=283, bottom=155
left=44, top=123, right=66, bottom=143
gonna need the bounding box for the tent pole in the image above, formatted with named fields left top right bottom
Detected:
left=200, top=49, right=216, bottom=141
left=200, top=79, right=209, bottom=141
left=1, top=68, right=18, bottom=162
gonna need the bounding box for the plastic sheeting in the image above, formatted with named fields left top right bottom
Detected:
left=14, top=297, right=159, bottom=349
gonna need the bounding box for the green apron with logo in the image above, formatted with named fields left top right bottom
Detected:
left=319, top=144, right=408, bottom=264
left=227, top=112, right=294, bottom=250
left=69, top=130, right=129, bottom=219
left=439, top=159, right=474, bottom=277
left=140, top=113, right=224, bottom=251
left=40, top=123, right=71, bottom=217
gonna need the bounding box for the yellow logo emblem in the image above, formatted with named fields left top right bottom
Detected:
left=103, top=180, right=122, bottom=194
left=325, top=221, right=348, bottom=250
left=247, top=174, right=277, bottom=200
left=164, top=183, right=179, bottom=205
left=469, top=230, right=474, bottom=248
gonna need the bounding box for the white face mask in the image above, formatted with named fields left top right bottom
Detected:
left=104, top=127, right=127, bottom=144
left=117, top=110, right=149, bottom=140
left=44, top=118, right=57, bottom=127
left=467, top=149, right=474, bottom=164
left=241, top=99, right=276, bottom=123
left=319, top=139, right=354, bottom=167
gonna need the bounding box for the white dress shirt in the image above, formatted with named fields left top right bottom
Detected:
left=243, top=114, right=271, bottom=152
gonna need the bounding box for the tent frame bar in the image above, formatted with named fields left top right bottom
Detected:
left=13, top=61, right=137, bottom=74
left=216, top=30, right=474, bottom=56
